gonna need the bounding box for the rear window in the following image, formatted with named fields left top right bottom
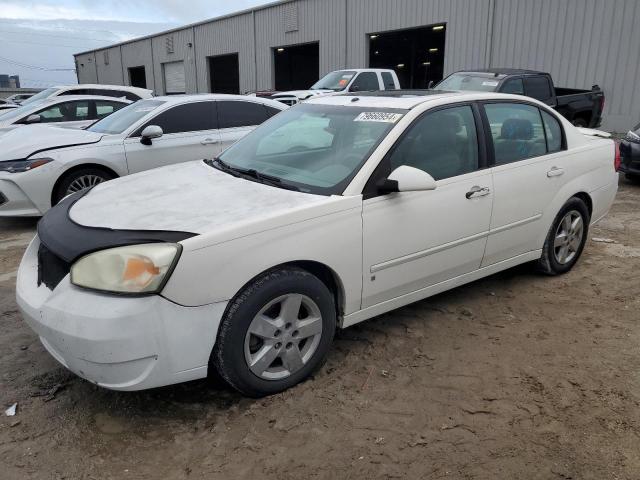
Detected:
left=524, top=76, right=553, bottom=102
left=437, top=73, right=502, bottom=92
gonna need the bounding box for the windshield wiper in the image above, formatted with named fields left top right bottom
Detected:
left=205, top=158, right=300, bottom=191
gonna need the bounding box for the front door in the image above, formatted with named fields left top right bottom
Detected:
left=123, top=101, right=221, bottom=174
left=362, top=104, right=493, bottom=308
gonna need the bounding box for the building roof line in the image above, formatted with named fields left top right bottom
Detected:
left=74, top=0, right=295, bottom=57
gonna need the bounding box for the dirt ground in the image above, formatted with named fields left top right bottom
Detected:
left=0, top=177, right=638, bottom=480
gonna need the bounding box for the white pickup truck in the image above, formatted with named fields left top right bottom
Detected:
left=270, top=68, right=400, bottom=106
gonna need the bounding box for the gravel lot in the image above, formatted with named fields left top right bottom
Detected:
left=1, top=177, right=639, bottom=479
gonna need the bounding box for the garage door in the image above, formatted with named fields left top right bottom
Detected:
left=163, top=61, right=185, bottom=94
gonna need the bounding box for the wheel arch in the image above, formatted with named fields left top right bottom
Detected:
left=51, top=163, right=119, bottom=206
left=229, top=260, right=347, bottom=325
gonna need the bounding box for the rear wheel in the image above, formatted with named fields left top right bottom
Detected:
left=53, top=168, right=115, bottom=205
left=537, top=197, right=590, bottom=275
left=212, top=267, right=336, bottom=397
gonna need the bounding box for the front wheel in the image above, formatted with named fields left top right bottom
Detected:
left=212, top=267, right=336, bottom=397
left=53, top=168, right=114, bottom=205
left=537, top=197, right=590, bottom=275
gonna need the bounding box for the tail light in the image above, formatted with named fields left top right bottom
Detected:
left=614, top=141, right=621, bottom=172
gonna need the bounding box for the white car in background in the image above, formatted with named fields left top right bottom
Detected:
left=0, top=95, right=131, bottom=134
left=19, top=84, right=153, bottom=106
left=16, top=91, right=618, bottom=397
left=0, top=94, right=287, bottom=216
left=270, top=68, right=401, bottom=106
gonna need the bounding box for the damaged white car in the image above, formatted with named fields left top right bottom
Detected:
left=17, top=91, right=618, bottom=397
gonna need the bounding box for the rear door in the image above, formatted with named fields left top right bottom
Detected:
left=217, top=101, right=279, bottom=151
left=123, top=101, right=220, bottom=173
left=361, top=104, right=493, bottom=308
left=481, top=101, right=569, bottom=266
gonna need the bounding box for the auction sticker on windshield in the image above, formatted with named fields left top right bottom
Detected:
left=354, top=112, right=403, bottom=123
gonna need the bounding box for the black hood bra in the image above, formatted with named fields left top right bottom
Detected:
left=38, top=189, right=197, bottom=264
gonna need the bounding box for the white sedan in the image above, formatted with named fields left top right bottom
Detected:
left=0, top=94, right=287, bottom=216
left=0, top=95, right=131, bottom=134
left=17, top=91, right=619, bottom=397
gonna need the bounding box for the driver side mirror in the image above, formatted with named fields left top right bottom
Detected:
left=140, top=125, right=163, bottom=145
left=24, top=114, right=41, bottom=124
left=377, top=166, right=437, bottom=194
left=349, top=85, right=361, bottom=93
left=427, top=80, right=435, bottom=89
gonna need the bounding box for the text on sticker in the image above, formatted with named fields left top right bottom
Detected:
left=354, top=112, right=403, bottom=123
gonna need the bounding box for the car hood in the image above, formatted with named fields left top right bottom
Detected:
left=69, top=160, right=341, bottom=235
left=0, top=125, right=104, bottom=161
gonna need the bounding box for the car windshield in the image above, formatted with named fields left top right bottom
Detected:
left=20, top=87, right=58, bottom=106
left=311, top=71, right=357, bottom=91
left=87, top=100, right=165, bottom=135
left=215, top=104, right=405, bottom=195
left=436, top=73, right=503, bottom=92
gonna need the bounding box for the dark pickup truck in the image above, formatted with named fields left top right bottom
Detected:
left=435, top=69, right=605, bottom=128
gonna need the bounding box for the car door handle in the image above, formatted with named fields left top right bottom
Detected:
left=547, top=167, right=565, bottom=177
left=466, top=186, right=491, bottom=199
left=201, top=138, right=219, bottom=145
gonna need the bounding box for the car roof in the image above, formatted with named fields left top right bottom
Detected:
left=151, top=93, right=288, bottom=108
left=454, top=68, right=547, bottom=77
left=52, top=84, right=153, bottom=94
left=305, top=90, right=538, bottom=109
left=39, top=95, right=133, bottom=104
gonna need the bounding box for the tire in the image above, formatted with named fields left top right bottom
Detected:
left=52, top=168, right=115, bottom=205
left=572, top=118, right=588, bottom=128
left=212, top=267, right=336, bottom=397
left=536, top=197, right=590, bottom=275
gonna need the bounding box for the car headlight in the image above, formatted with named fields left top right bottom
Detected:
left=70, top=243, right=181, bottom=294
left=0, top=157, right=53, bottom=173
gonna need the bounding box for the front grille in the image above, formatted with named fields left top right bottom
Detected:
left=0, top=191, right=6, bottom=207
left=37, top=243, right=71, bottom=290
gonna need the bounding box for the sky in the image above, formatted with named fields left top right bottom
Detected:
left=0, top=0, right=271, bottom=87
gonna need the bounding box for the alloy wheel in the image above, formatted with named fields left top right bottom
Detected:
left=66, top=174, right=105, bottom=196
left=244, top=294, right=323, bottom=381
left=553, top=210, right=584, bottom=265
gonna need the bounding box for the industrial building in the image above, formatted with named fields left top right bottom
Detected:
left=74, top=0, right=640, bottom=132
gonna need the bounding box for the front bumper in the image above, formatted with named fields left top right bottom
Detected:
left=16, top=237, right=228, bottom=391
left=0, top=178, right=42, bottom=216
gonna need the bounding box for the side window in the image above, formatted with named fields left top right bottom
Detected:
left=350, top=72, right=380, bottom=92
left=388, top=105, right=479, bottom=181
left=484, top=103, right=547, bottom=165
left=217, top=101, right=270, bottom=128
left=500, top=78, right=524, bottom=95
left=524, top=76, right=553, bottom=102
left=33, top=100, right=90, bottom=123
left=136, top=101, right=216, bottom=135
left=541, top=110, right=563, bottom=153
left=95, top=101, right=127, bottom=120
left=381, top=72, right=396, bottom=90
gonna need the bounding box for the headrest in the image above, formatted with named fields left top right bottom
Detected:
left=501, top=118, right=533, bottom=140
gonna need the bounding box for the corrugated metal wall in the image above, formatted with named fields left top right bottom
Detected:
left=490, top=0, right=640, bottom=131
left=121, top=39, right=155, bottom=92
left=93, top=46, right=124, bottom=85
left=194, top=12, right=256, bottom=93
left=75, top=0, right=640, bottom=131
